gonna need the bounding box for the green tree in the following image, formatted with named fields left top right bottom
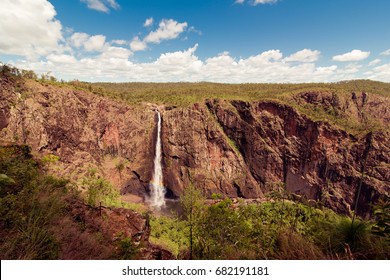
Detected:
left=180, top=183, right=204, bottom=259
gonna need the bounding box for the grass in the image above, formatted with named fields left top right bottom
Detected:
left=0, top=145, right=68, bottom=259
left=150, top=215, right=188, bottom=258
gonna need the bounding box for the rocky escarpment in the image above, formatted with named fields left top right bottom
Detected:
left=159, top=98, right=389, bottom=216
left=162, top=104, right=262, bottom=198
left=1, top=76, right=389, bottom=216
left=206, top=99, right=389, bottom=216
left=0, top=77, right=155, bottom=196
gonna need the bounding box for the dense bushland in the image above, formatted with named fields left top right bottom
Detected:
left=150, top=186, right=389, bottom=260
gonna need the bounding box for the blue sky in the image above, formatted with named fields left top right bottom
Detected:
left=1, top=0, right=390, bottom=82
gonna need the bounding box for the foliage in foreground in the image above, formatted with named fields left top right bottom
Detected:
left=0, top=145, right=68, bottom=259
left=0, top=145, right=143, bottom=259
left=150, top=189, right=389, bottom=260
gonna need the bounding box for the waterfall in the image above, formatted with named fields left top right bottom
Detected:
left=150, top=110, right=166, bottom=209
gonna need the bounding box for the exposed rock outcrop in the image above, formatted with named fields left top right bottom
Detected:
left=1, top=76, right=389, bottom=217
left=206, top=99, right=389, bottom=216
left=162, top=104, right=262, bottom=198
left=0, top=78, right=155, bottom=196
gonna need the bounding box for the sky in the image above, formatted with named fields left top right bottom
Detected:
left=1, top=0, right=390, bottom=83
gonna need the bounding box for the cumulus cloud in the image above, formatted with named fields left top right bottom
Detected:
left=367, top=63, right=390, bottom=81
left=80, top=0, right=119, bottom=13
left=112, top=40, right=127, bottom=46
left=130, top=19, right=188, bottom=52
left=369, top=59, right=381, bottom=66
left=0, top=0, right=63, bottom=58
left=99, top=47, right=132, bottom=60
left=144, top=18, right=154, bottom=27
left=69, top=33, right=107, bottom=52
left=70, top=33, right=90, bottom=48
left=0, top=3, right=381, bottom=85
left=144, top=19, right=188, bottom=44
left=235, top=0, right=278, bottom=5
left=253, top=0, right=278, bottom=4
left=380, top=49, right=390, bottom=56
left=47, top=54, right=77, bottom=64
left=284, top=49, right=321, bottom=62
left=130, top=37, right=148, bottom=51
left=84, top=35, right=107, bottom=52
left=13, top=46, right=351, bottom=83
left=332, top=49, right=370, bottom=62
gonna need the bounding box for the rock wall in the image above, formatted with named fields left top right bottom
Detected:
left=161, top=103, right=262, bottom=198
left=206, top=99, right=389, bottom=216
left=0, top=78, right=155, bottom=195
left=1, top=77, right=389, bottom=216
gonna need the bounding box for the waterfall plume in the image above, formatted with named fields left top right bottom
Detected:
left=149, top=110, right=166, bottom=210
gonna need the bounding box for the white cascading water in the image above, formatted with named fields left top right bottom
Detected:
left=150, top=110, right=166, bottom=209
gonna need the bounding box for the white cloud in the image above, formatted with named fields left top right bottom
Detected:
left=99, top=47, right=132, bottom=60
left=332, top=49, right=370, bottom=62
left=69, top=33, right=107, bottom=52
left=369, top=59, right=381, bottom=66
left=284, top=49, right=321, bottom=62
left=144, top=18, right=154, bottom=27
left=240, top=50, right=283, bottom=67
left=80, top=0, right=119, bottom=13
left=12, top=45, right=350, bottom=83
left=112, top=40, right=127, bottom=45
left=47, top=54, right=77, bottom=64
left=188, top=26, right=202, bottom=36
left=70, top=33, right=90, bottom=48
left=84, top=35, right=107, bottom=52
left=253, top=0, right=278, bottom=4
left=130, top=37, right=148, bottom=51
left=380, top=49, right=390, bottom=56
left=130, top=19, right=188, bottom=52
left=0, top=0, right=63, bottom=58
left=236, top=0, right=278, bottom=5
left=144, top=19, right=188, bottom=44
left=367, top=63, right=390, bottom=81
left=342, top=63, right=362, bottom=74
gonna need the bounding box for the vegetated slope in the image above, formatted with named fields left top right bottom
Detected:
left=1, top=70, right=389, bottom=218
left=0, top=145, right=173, bottom=259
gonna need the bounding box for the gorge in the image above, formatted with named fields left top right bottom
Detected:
left=0, top=76, right=389, bottom=217
left=1, top=70, right=389, bottom=259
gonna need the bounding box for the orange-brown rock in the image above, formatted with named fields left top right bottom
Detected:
left=1, top=77, right=389, bottom=217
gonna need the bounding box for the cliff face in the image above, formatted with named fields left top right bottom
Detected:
left=206, top=99, right=389, bottom=216
left=162, top=104, right=262, bottom=198
left=0, top=78, right=155, bottom=196
left=160, top=98, right=389, bottom=216
left=1, top=77, right=389, bottom=216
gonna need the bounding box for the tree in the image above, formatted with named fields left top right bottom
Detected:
left=180, top=183, right=204, bottom=259
left=115, top=161, right=125, bottom=179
